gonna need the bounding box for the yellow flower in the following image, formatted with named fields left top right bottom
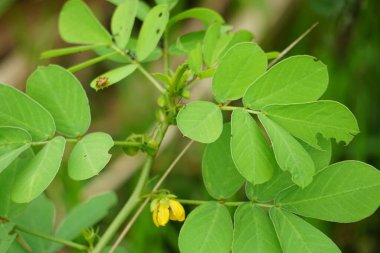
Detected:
left=152, top=200, right=170, bottom=227
left=151, top=196, right=186, bottom=227
left=168, top=199, right=185, bottom=221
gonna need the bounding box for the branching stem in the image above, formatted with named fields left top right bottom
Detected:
left=220, top=105, right=261, bottom=115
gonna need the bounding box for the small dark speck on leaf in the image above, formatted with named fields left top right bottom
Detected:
left=158, top=12, right=163, bottom=17
left=313, top=57, right=319, bottom=62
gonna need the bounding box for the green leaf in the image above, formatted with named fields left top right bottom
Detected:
left=168, top=8, right=224, bottom=28
left=300, top=138, right=331, bottom=172
left=0, top=127, right=31, bottom=173
left=202, top=123, right=244, bottom=199
left=12, top=137, right=66, bottom=203
left=243, top=55, right=328, bottom=109
left=90, top=64, right=138, bottom=91
left=27, top=65, right=91, bottom=137
left=136, top=4, right=169, bottom=61
left=176, top=101, right=223, bottom=143
left=0, top=149, right=32, bottom=219
left=231, top=109, right=275, bottom=184
left=41, top=44, right=108, bottom=59
left=155, top=0, right=178, bottom=9
left=111, top=0, right=138, bottom=49
left=202, top=23, right=222, bottom=67
left=246, top=167, right=293, bottom=202
left=13, top=195, right=55, bottom=253
left=179, top=202, right=233, bottom=253
left=270, top=208, right=341, bottom=253
left=212, top=42, right=267, bottom=103
left=59, top=0, right=112, bottom=44
left=0, top=83, right=55, bottom=141
left=0, top=223, right=16, bottom=253
left=188, top=43, right=203, bottom=74
left=169, top=31, right=205, bottom=56
left=263, top=101, right=360, bottom=149
left=50, top=192, right=117, bottom=252
left=276, top=161, right=380, bottom=222
left=68, top=132, right=113, bottom=180
left=221, top=30, right=253, bottom=56
left=259, top=115, right=315, bottom=188
left=233, top=204, right=281, bottom=253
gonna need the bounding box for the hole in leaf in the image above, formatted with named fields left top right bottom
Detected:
left=158, top=12, right=163, bottom=17
left=156, top=29, right=160, bottom=34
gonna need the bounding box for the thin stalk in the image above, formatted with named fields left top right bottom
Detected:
left=92, top=124, right=169, bottom=253
left=41, top=43, right=109, bottom=59
left=31, top=138, right=141, bottom=148
left=68, top=51, right=119, bottom=73
left=16, top=226, right=88, bottom=251
left=163, top=31, right=170, bottom=75
left=220, top=105, right=261, bottom=115
left=177, top=199, right=274, bottom=208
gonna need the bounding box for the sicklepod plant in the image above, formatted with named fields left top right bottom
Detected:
left=0, top=0, right=379, bottom=253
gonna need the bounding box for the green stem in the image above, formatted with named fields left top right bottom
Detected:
left=15, top=226, right=88, bottom=251
left=177, top=199, right=274, bottom=208
left=68, top=51, right=119, bottom=73
left=31, top=138, right=141, bottom=148
left=220, top=105, right=261, bottom=115
left=163, top=31, right=170, bottom=75
left=111, top=45, right=166, bottom=93
left=92, top=124, right=169, bottom=253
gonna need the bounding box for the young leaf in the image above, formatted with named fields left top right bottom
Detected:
left=212, top=42, right=267, bottom=103
left=300, top=138, right=331, bottom=172
left=270, top=208, right=341, bottom=253
left=243, top=55, right=328, bottom=109
left=49, top=192, right=117, bottom=252
left=202, top=123, right=244, bottom=199
left=136, top=4, right=169, bottom=61
left=111, top=0, right=138, bottom=49
left=179, top=202, right=233, bottom=253
left=202, top=23, right=222, bottom=67
left=231, top=109, right=275, bottom=185
left=169, top=31, right=205, bottom=56
left=0, top=223, right=16, bottom=253
left=0, top=127, right=31, bottom=173
left=276, top=161, right=380, bottom=222
left=41, top=43, right=108, bottom=59
left=59, top=0, right=112, bottom=44
left=68, top=132, right=113, bottom=180
left=155, top=0, right=178, bottom=9
left=0, top=83, right=55, bottom=141
left=168, top=8, right=224, bottom=28
left=0, top=149, right=33, bottom=219
left=233, top=204, right=282, bottom=253
left=259, top=115, right=315, bottom=188
left=27, top=65, right=91, bottom=137
left=13, top=195, right=55, bottom=253
left=263, top=101, right=360, bottom=149
left=90, top=64, right=138, bottom=91
left=176, top=101, right=223, bottom=143
left=12, top=137, right=66, bottom=203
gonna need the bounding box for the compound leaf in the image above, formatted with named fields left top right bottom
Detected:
left=259, top=115, right=315, bottom=188
left=176, top=101, right=223, bottom=143
left=270, top=208, right=341, bottom=253
left=276, top=161, right=380, bottom=222
left=68, top=132, right=113, bottom=180
left=202, top=123, right=244, bottom=199
left=213, top=42, right=267, bottom=103
left=168, top=8, right=224, bottom=28
left=233, top=204, right=281, bottom=253
left=243, top=55, right=328, bottom=109
left=59, top=0, right=112, bottom=44
left=179, top=202, right=233, bottom=253
left=12, top=137, right=66, bottom=203
left=27, top=65, right=91, bottom=137
left=0, top=84, right=55, bottom=141
left=136, top=4, right=169, bottom=61
left=263, top=101, right=359, bottom=149
left=231, top=109, right=275, bottom=185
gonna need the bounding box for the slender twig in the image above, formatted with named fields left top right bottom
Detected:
left=31, top=138, right=141, bottom=148
left=220, top=105, right=261, bottom=115
left=163, top=31, right=170, bottom=75
left=68, top=51, right=119, bottom=73
left=92, top=124, right=169, bottom=253
left=268, top=22, right=319, bottom=68
left=176, top=199, right=274, bottom=208
left=15, top=226, right=88, bottom=251
left=109, top=140, right=194, bottom=253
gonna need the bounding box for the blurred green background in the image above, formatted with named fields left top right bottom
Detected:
left=0, top=0, right=379, bottom=252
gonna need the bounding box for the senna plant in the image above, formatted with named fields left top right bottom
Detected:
left=0, top=0, right=379, bottom=252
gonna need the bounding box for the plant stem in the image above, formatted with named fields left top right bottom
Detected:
left=177, top=199, right=274, bottom=208
left=111, top=45, right=166, bottom=93
left=163, top=31, right=170, bottom=75
left=92, top=124, right=169, bottom=253
left=220, top=105, right=261, bottom=115
left=15, top=226, right=88, bottom=251
left=68, top=51, right=119, bottom=73
left=31, top=138, right=141, bottom=148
